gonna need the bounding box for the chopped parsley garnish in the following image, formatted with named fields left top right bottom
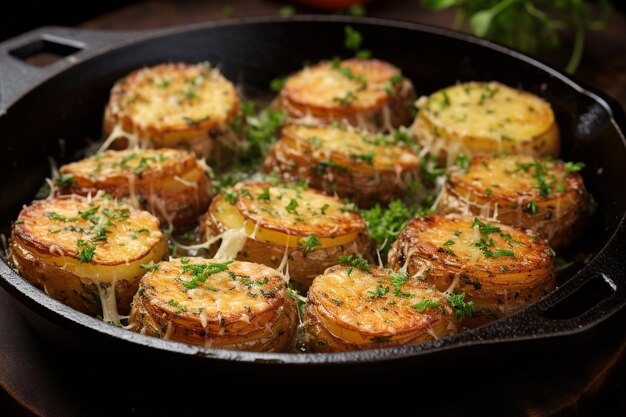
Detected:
left=461, top=275, right=481, bottom=289
left=56, top=173, right=76, bottom=188
left=413, top=299, right=440, bottom=312
left=256, top=187, right=271, bottom=201
left=77, top=244, right=96, bottom=263
left=47, top=212, right=67, bottom=222
left=269, top=76, right=286, bottom=92
left=181, top=260, right=234, bottom=290
left=182, top=115, right=210, bottom=126
left=388, top=270, right=412, bottom=297
left=528, top=200, right=538, bottom=214
left=361, top=200, right=432, bottom=260
left=349, top=151, right=375, bottom=165
left=448, top=293, right=474, bottom=318
left=564, top=161, right=585, bottom=173
left=79, top=206, right=99, bottom=220
left=140, top=261, right=159, bottom=271
left=455, top=154, right=470, bottom=172
left=224, top=190, right=238, bottom=204
left=285, top=199, right=299, bottom=214
left=320, top=204, right=330, bottom=215
left=156, top=79, right=171, bottom=88
left=443, top=240, right=455, bottom=246
left=344, top=25, right=363, bottom=51
left=472, top=217, right=501, bottom=236
left=367, top=284, right=390, bottom=300
left=333, top=91, right=357, bottom=106
left=301, top=234, right=321, bottom=255
left=339, top=255, right=372, bottom=275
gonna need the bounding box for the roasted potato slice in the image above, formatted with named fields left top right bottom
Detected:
left=274, top=58, right=415, bottom=130
left=103, top=62, right=240, bottom=163
left=439, top=155, right=589, bottom=249
left=58, top=149, right=212, bottom=228
left=411, top=82, right=560, bottom=165
left=387, top=214, right=556, bottom=322
left=9, top=195, right=167, bottom=319
left=305, top=263, right=458, bottom=352
left=201, top=182, right=372, bottom=292
left=264, top=124, right=420, bottom=207
left=129, top=257, right=297, bottom=351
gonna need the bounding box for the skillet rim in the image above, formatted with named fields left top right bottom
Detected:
left=0, top=15, right=625, bottom=366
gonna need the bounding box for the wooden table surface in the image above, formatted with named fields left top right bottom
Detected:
left=79, top=0, right=626, bottom=109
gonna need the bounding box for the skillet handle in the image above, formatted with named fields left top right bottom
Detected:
left=470, top=222, right=626, bottom=342
left=0, top=26, right=138, bottom=111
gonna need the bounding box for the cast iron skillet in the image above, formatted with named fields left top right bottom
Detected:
left=0, top=16, right=624, bottom=371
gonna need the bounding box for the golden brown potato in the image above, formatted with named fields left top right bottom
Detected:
left=305, top=263, right=458, bottom=352
left=103, top=62, right=240, bottom=163
left=201, top=182, right=373, bottom=292
left=274, top=58, right=415, bottom=130
left=438, top=155, right=589, bottom=249
left=387, top=214, right=556, bottom=322
left=411, top=82, right=560, bottom=165
left=9, top=195, right=167, bottom=319
left=264, top=124, right=420, bottom=208
left=58, top=149, right=212, bottom=228
left=129, top=257, right=297, bottom=351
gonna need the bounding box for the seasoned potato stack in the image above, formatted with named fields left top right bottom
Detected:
left=305, top=263, right=458, bottom=352
left=9, top=195, right=167, bottom=318
left=103, top=62, right=240, bottom=162
left=264, top=124, right=419, bottom=207
left=201, top=182, right=372, bottom=292
left=58, top=149, right=212, bottom=228
left=129, top=258, right=297, bottom=351
left=439, top=155, right=588, bottom=249
left=275, top=58, right=415, bottom=130
left=411, top=82, right=560, bottom=165
left=388, top=214, right=555, bottom=321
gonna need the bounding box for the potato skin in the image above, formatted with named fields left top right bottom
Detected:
left=129, top=258, right=298, bottom=351
left=59, top=149, right=212, bottom=228
left=103, top=62, right=241, bottom=164
left=387, top=214, right=556, bottom=320
left=9, top=195, right=168, bottom=315
left=264, top=125, right=420, bottom=208
left=304, top=265, right=458, bottom=352
left=275, top=58, right=416, bottom=130
left=202, top=211, right=373, bottom=293
left=411, top=82, right=560, bottom=165
left=439, top=155, right=589, bottom=249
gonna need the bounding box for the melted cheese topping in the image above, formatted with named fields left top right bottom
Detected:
left=231, top=182, right=364, bottom=238
left=420, top=82, right=555, bottom=142
left=108, top=63, right=238, bottom=131
left=409, top=214, right=548, bottom=272
left=14, top=195, right=163, bottom=267
left=61, top=149, right=189, bottom=179
left=141, top=258, right=286, bottom=320
left=449, top=155, right=581, bottom=202
left=310, top=265, right=448, bottom=340
left=283, top=124, right=419, bottom=172
left=282, top=59, right=401, bottom=110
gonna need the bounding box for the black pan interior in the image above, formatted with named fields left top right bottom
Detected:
left=0, top=17, right=624, bottom=367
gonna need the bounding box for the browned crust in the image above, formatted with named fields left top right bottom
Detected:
left=13, top=195, right=164, bottom=265
left=275, top=59, right=415, bottom=130
left=104, top=63, right=240, bottom=137
left=387, top=215, right=556, bottom=319
left=129, top=285, right=298, bottom=351
left=442, top=158, right=589, bottom=249
left=230, top=182, right=366, bottom=237
left=264, top=130, right=420, bottom=208
left=201, top=209, right=374, bottom=293
left=9, top=236, right=167, bottom=315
